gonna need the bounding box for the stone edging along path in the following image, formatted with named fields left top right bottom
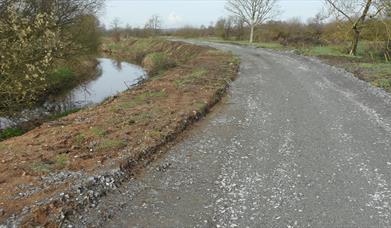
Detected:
left=0, top=38, right=239, bottom=226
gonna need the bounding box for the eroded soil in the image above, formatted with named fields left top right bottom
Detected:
left=0, top=39, right=238, bottom=226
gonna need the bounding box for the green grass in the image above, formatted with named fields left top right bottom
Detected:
left=55, top=154, right=69, bottom=168
left=299, top=45, right=353, bottom=57
left=195, top=101, right=208, bottom=112
left=0, top=109, right=81, bottom=142
left=135, top=111, right=153, bottom=121
left=31, top=154, right=70, bottom=173
left=143, top=52, right=176, bottom=76
left=342, top=62, right=391, bottom=92
left=146, top=130, right=162, bottom=139
left=90, top=127, right=107, bottom=137
left=47, top=67, right=76, bottom=90
left=373, top=79, right=391, bottom=91
left=47, top=108, right=81, bottom=121
left=358, top=63, right=391, bottom=78
left=107, top=43, right=123, bottom=50
left=174, top=68, right=208, bottom=88
left=359, top=63, right=391, bottom=73
left=358, top=63, right=391, bottom=91
left=201, top=37, right=283, bottom=50
left=0, top=128, right=24, bottom=141
left=113, top=90, right=167, bottom=111
left=252, top=42, right=284, bottom=49
left=96, top=139, right=127, bottom=151
left=134, top=90, right=167, bottom=102
left=31, top=162, right=52, bottom=173
left=74, top=133, right=85, bottom=145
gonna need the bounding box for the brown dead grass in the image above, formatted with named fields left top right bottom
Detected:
left=0, top=38, right=239, bottom=226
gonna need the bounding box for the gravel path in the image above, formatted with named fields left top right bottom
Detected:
left=74, top=41, right=391, bottom=228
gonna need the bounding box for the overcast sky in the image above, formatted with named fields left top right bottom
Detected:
left=100, top=0, right=325, bottom=29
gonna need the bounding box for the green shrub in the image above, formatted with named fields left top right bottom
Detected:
left=142, top=52, right=176, bottom=76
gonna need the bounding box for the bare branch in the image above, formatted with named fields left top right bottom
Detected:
left=225, top=0, right=278, bottom=42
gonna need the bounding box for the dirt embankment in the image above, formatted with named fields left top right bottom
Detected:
left=0, top=38, right=239, bottom=226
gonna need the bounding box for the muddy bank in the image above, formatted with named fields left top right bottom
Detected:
left=0, top=38, right=239, bottom=226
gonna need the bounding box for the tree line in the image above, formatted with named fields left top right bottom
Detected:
left=107, top=0, right=391, bottom=60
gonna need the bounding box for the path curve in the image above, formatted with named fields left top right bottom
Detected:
left=75, top=41, right=391, bottom=228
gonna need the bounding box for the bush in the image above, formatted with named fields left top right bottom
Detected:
left=0, top=128, right=24, bottom=141
left=0, top=1, right=102, bottom=115
left=142, top=52, right=176, bottom=76
left=0, top=7, right=61, bottom=114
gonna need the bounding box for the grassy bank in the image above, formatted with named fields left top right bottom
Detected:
left=0, top=38, right=239, bottom=226
left=37, top=58, right=100, bottom=101
left=200, top=37, right=391, bottom=93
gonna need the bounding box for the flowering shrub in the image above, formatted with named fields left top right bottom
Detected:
left=0, top=6, right=63, bottom=113
left=0, top=0, right=102, bottom=115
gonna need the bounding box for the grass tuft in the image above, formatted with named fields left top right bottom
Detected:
left=55, top=154, right=69, bottom=168
left=174, top=68, right=208, bottom=88
left=90, top=127, right=107, bottom=137
left=97, top=139, right=127, bottom=151
left=0, top=128, right=24, bottom=141
left=31, top=163, right=51, bottom=173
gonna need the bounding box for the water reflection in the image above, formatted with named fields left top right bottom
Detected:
left=0, top=58, right=147, bottom=129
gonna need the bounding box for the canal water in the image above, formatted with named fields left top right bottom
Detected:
left=0, top=58, right=146, bottom=129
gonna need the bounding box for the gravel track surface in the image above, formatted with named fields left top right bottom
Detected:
left=73, top=41, right=391, bottom=228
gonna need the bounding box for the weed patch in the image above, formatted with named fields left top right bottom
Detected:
left=195, top=101, right=208, bottom=112
left=134, top=90, right=167, bottom=102
left=146, top=130, right=161, bottom=139
left=55, top=154, right=69, bottom=168
left=174, top=68, right=208, bottom=88
left=142, top=52, right=176, bottom=76
left=31, top=163, right=51, bottom=174
left=90, top=127, right=107, bottom=137
left=373, top=79, right=391, bottom=91
left=47, top=108, right=81, bottom=121
left=97, top=139, right=127, bottom=151
left=74, top=133, right=85, bottom=146
left=0, top=128, right=24, bottom=141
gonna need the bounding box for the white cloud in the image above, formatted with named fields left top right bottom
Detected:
left=167, top=12, right=183, bottom=26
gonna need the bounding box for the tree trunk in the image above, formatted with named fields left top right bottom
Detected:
left=249, top=25, right=254, bottom=43
left=350, top=28, right=360, bottom=56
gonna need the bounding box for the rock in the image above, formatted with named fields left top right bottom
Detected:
left=156, top=162, right=172, bottom=172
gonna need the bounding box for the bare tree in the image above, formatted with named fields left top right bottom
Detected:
left=226, top=0, right=278, bottom=43
left=215, top=17, right=236, bottom=40
left=325, top=0, right=387, bottom=55
left=111, top=18, right=122, bottom=42
left=145, top=14, right=162, bottom=35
